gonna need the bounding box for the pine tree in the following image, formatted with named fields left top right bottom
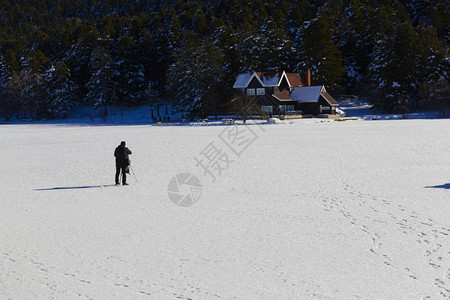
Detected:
left=23, top=50, right=49, bottom=74
left=146, top=9, right=177, bottom=96
left=5, top=71, right=46, bottom=119
left=44, top=62, right=76, bottom=117
left=256, top=20, right=295, bottom=71
left=66, top=24, right=100, bottom=98
left=235, top=28, right=263, bottom=71
left=297, top=15, right=346, bottom=89
left=412, top=25, right=447, bottom=108
left=0, top=55, right=15, bottom=119
left=369, top=20, right=446, bottom=112
left=213, top=24, right=241, bottom=89
left=85, top=46, right=118, bottom=115
left=167, top=30, right=224, bottom=117
left=5, top=49, right=20, bottom=76
left=112, top=35, right=147, bottom=106
left=332, top=0, right=374, bottom=91
left=0, top=55, right=6, bottom=88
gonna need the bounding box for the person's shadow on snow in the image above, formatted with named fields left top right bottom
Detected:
left=425, top=183, right=450, bottom=190
left=34, top=185, right=116, bottom=191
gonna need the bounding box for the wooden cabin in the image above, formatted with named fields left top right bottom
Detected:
left=233, top=70, right=338, bottom=116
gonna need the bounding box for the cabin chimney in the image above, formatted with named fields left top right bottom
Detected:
left=307, top=68, right=311, bottom=86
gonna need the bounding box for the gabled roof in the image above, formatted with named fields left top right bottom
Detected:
left=291, top=86, right=338, bottom=106
left=291, top=86, right=323, bottom=103
left=256, top=71, right=283, bottom=86
left=272, top=88, right=293, bottom=101
left=285, top=73, right=304, bottom=87
left=233, top=71, right=338, bottom=106
left=233, top=71, right=286, bottom=88
left=233, top=73, right=256, bottom=88
left=321, top=91, right=338, bottom=105
left=272, top=94, right=293, bottom=101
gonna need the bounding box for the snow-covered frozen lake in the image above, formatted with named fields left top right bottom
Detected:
left=0, top=117, right=449, bottom=299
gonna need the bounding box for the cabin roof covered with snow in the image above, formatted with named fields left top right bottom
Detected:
left=234, top=71, right=288, bottom=88
left=290, top=86, right=338, bottom=106
left=233, top=73, right=254, bottom=88
left=290, top=86, right=323, bottom=103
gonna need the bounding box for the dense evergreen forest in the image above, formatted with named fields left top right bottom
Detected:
left=0, top=0, right=448, bottom=119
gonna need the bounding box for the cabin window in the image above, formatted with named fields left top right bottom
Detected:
left=320, top=105, right=330, bottom=113
left=247, top=88, right=255, bottom=96
left=279, top=105, right=295, bottom=114
left=256, top=88, right=265, bottom=95
left=261, top=106, right=273, bottom=114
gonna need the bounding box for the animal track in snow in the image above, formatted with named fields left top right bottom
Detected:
left=332, top=180, right=450, bottom=298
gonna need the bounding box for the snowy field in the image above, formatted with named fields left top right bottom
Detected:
left=0, top=116, right=449, bottom=299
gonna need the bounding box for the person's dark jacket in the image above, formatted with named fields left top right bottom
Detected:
left=114, top=144, right=132, bottom=167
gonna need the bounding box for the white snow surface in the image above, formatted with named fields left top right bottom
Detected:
left=1, top=118, right=450, bottom=299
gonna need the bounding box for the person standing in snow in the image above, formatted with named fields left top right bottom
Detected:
left=114, top=141, right=132, bottom=185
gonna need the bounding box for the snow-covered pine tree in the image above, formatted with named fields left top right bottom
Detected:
left=146, top=10, right=177, bottom=96
left=235, top=28, right=263, bottom=72
left=368, top=24, right=412, bottom=113
left=167, top=30, right=224, bottom=117
left=66, top=24, right=100, bottom=99
left=258, top=20, right=294, bottom=71
left=332, top=0, right=373, bottom=91
left=0, top=55, right=11, bottom=119
left=412, top=25, right=447, bottom=109
left=118, top=61, right=146, bottom=105
left=0, top=54, right=6, bottom=89
left=112, top=35, right=147, bottom=106
left=369, top=19, right=446, bottom=112
left=5, top=71, right=46, bottom=119
left=43, top=62, right=76, bottom=118
left=404, top=0, right=449, bottom=39
left=85, top=46, right=118, bottom=115
left=297, top=14, right=346, bottom=89
left=22, top=50, right=49, bottom=74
